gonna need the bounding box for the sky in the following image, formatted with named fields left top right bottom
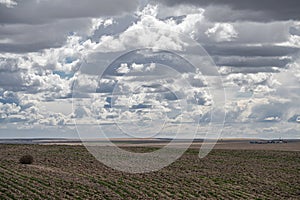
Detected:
left=0, top=0, right=299, bottom=139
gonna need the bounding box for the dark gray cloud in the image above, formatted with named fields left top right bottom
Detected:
left=159, top=0, right=300, bottom=21
left=223, top=66, right=280, bottom=74
left=290, top=26, right=300, bottom=36
left=204, top=44, right=300, bottom=57
left=288, top=114, right=300, bottom=123
left=213, top=56, right=291, bottom=68
left=0, top=18, right=91, bottom=53
left=0, top=42, right=62, bottom=53
left=0, top=90, right=19, bottom=105
left=0, top=0, right=139, bottom=24
left=0, top=71, right=24, bottom=91
left=0, top=1, right=299, bottom=136
left=0, top=0, right=138, bottom=52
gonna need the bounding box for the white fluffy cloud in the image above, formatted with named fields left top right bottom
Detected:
left=205, top=23, right=238, bottom=42
left=0, top=2, right=299, bottom=138
left=94, top=4, right=204, bottom=52
left=0, top=0, right=16, bottom=8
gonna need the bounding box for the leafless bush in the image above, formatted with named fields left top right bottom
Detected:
left=19, top=155, right=33, bottom=164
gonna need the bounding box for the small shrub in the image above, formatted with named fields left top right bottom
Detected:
left=19, top=155, right=33, bottom=164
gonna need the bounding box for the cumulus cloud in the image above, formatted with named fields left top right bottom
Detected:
left=0, top=0, right=16, bottom=8
left=94, top=4, right=204, bottom=52
left=0, top=91, right=71, bottom=126
left=116, top=63, right=130, bottom=74
left=0, top=1, right=300, bottom=138
left=205, top=23, right=238, bottom=42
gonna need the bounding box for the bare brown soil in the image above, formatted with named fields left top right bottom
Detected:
left=114, top=140, right=300, bottom=152
left=0, top=144, right=299, bottom=199
left=39, top=139, right=300, bottom=152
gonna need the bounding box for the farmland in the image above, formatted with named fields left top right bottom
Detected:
left=0, top=144, right=299, bottom=199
